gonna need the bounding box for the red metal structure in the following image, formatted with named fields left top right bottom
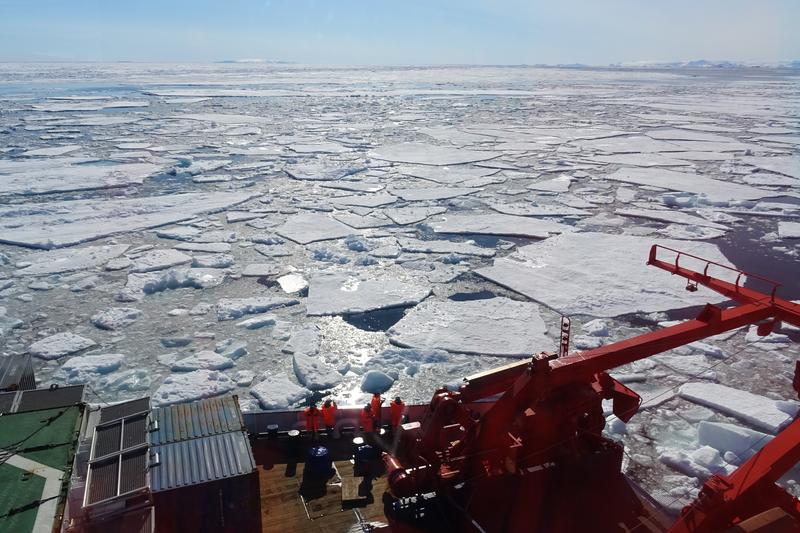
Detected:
left=383, top=245, right=800, bottom=532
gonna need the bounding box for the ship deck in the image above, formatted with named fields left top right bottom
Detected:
left=253, top=430, right=394, bottom=533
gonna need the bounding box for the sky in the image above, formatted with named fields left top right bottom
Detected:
left=0, top=0, right=798, bottom=65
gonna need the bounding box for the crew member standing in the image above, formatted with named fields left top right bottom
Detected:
left=370, top=393, right=383, bottom=428
left=321, top=398, right=338, bottom=434
left=359, top=404, right=374, bottom=435
left=303, top=402, right=321, bottom=439
left=389, top=396, right=405, bottom=431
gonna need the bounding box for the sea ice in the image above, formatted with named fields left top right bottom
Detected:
left=369, top=143, right=500, bottom=166
left=306, top=272, right=430, bottom=316
left=277, top=273, right=308, bottom=293
left=130, top=249, right=193, bottom=273
left=152, top=370, right=235, bottom=407
left=29, top=332, right=96, bottom=360
left=388, top=297, right=549, bottom=357
left=397, top=238, right=495, bottom=257
left=679, top=382, right=793, bottom=433
left=0, top=191, right=256, bottom=249
left=61, top=353, right=124, bottom=384
left=778, top=221, right=800, bottom=239
left=15, top=244, right=129, bottom=276
left=477, top=232, right=732, bottom=317
left=697, top=421, right=772, bottom=459
left=250, top=374, right=311, bottom=410
left=602, top=168, right=775, bottom=203
left=276, top=213, right=355, bottom=244
left=391, top=187, right=481, bottom=201
left=90, top=307, right=143, bottom=330
left=431, top=212, right=570, bottom=238
left=361, top=370, right=395, bottom=394
left=383, top=206, right=448, bottom=225
left=292, top=353, right=342, bottom=391
left=171, top=351, right=235, bottom=371
left=117, top=268, right=229, bottom=301
left=216, top=296, right=299, bottom=320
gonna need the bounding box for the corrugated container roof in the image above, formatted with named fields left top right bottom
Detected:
left=0, top=391, right=16, bottom=414
left=150, top=431, right=255, bottom=492
left=0, top=354, right=35, bottom=391
left=16, top=384, right=84, bottom=412
left=99, top=397, right=150, bottom=424
left=150, top=395, right=245, bottom=446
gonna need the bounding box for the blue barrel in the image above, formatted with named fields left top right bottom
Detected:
left=307, top=446, right=333, bottom=477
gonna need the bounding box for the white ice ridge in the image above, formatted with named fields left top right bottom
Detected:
left=369, top=143, right=500, bottom=166
left=679, top=382, right=795, bottom=434
left=306, top=271, right=431, bottom=316
left=388, top=297, right=550, bottom=357
left=0, top=191, right=258, bottom=249
left=14, top=244, right=129, bottom=276
left=431, top=212, right=570, bottom=239
left=601, top=167, right=778, bottom=203
left=477, top=232, right=732, bottom=317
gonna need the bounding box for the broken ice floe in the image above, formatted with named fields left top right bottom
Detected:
left=29, top=332, right=97, bottom=360
left=389, top=297, right=549, bottom=357
left=306, top=271, right=430, bottom=316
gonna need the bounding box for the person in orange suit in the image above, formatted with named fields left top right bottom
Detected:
left=359, top=403, right=374, bottom=434
left=371, top=393, right=383, bottom=428
left=303, top=401, right=321, bottom=439
left=389, top=396, right=405, bottom=431
left=321, top=398, right=338, bottom=433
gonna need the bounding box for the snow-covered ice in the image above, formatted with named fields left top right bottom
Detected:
left=477, top=233, right=732, bottom=317
left=152, top=370, right=236, bottom=407
left=29, top=332, right=97, bottom=360
left=90, top=307, right=142, bottom=330
left=389, top=297, right=549, bottom=357
left=306, top=271, right=431, bottom=316
left=250, top=374, right=311, bottom=410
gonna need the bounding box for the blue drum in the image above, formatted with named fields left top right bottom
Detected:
left=307, top=446, right=333, bottom=477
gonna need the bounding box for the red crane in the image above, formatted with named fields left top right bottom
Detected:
left=383, top=245, right=800, bottom=532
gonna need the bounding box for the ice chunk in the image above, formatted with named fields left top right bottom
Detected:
left=0, top=306, right=23, bottom=337
left=174, top=242, right=232, bottom=253
left=215, top=340, right=247, bottom=359
left=738, top=156, right=800, bottom=181
left=431, top=212, right=569, bottom=238
left=527, top=175, right=574, bottom=193
left=477, top=233, right=731, bottom=317
left=20, top=145, right=82, bottom=157
left=383, top=206, right=448, bottom=225
left=679, top=382, right=793, bottom=433
left=306, top=271, right=430, bottom=316
left=130, top=249, right=193, bottom=273
left=250, top=374, right=311, bottom=410
left=602, top=168, right=776, bottom=203
left=697, top=421, right=772, bottom=459
left=117, top=268, right=229, bottom=301
left=216, top=296, right=299, bottom=320
left=369, top=143, right=500, bottom=165
left=581, top=319, right=609, bottom=337
left=29, top=332, right=96, bottom=360
left=90, top=307, right=142, bottom=330
left=396, top=164, right=497, bottom=184
left=284, top=162, right=366, bottom=181
left=241, top=263, right=279, bottom=277
left=778, top=221, right=800, bottom=239
left=616, top=208, right=728, bottom=230
left=236, top=315, right=277, bottom=330
left=152, top=370, right=235, bottom=407
left=389, top=297, right=549, bottom=357
left=61, top=353, right=124, bottom=383
left=0, top=191, right=257, bottom=249
left=171, top=351, right=234, bottom=371
left=276, top=212, right=355, bottom=244
left=365, top=347, right=450, bottom=377
left=292, top=353, right=342, bottom=391
left=283, top=326, right=320, bottom=356
left=15, top=244, right=129, bottom=276
left=0, top=158, right=161, bottom=195
left=277, top=273, right=308, bottom=293
left=392, top=187, right=481, bottom=201
left=397, top=238, right=495, bottom=257
left=191, top=254, right=235, bottom=268
left=235, top=370, right=256, bottom=387
left=361, top=370, right=396, bottom=394
left=659, top=450, right=712, bottom=480
left=332, top=193, right=398, bottom=208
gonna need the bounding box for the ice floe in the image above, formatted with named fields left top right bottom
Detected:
left=29, top=332, right=96, bottom=360
left=306, top=271, right=430, bottom=316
